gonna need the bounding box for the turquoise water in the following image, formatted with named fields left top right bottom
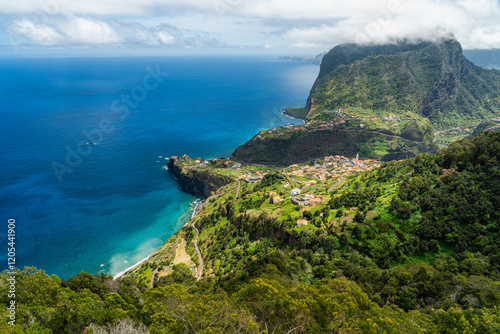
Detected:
left=0, top=56, right=318, bottom=278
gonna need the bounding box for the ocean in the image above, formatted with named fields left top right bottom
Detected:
left=0, top=56, right=319, bottom=279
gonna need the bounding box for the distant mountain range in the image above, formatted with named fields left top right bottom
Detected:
left=464, top=49, right=500, bottom=70
left=279, top=52, right=327, bottom=65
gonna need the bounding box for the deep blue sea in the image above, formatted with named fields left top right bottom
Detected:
left=0, top=56, right=318, bottom=279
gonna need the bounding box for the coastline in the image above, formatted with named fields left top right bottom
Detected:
left=188, top=198, right=204, bottom=222
left=114, top=106, right=306, bottom=281
left=113, top=197, right=201, bottom=280
left=113, top=255, right=150, bottom=279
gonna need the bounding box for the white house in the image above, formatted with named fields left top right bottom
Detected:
left=290, top=188, right=301, bottom=196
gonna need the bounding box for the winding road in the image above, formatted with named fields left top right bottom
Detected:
left=149, top=221, right=204, bottom=285
left=150, top=268, right=158, bottom=288
left=328, top=178, right=345, bottom=192
left=150, top=266, right=173, bottom=288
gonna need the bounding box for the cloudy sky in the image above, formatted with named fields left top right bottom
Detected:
left=1, top=0, right=500, bottom=56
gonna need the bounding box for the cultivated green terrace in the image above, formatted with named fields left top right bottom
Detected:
left=232, top=106, right=437, bottom=165
left=157, top=132, right=500, bottom=291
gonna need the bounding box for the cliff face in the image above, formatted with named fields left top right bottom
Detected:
left=306, top=39, right=500, bottom=128
left=168, top=156, right=233, bottom=198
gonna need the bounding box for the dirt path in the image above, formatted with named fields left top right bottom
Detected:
left=172, top=239, right=195, bottom=267
left=192, top=223, right=203, bottom=280
left=235, top=179, right=241, bottom=199
left=150, top=268, right=159, bottom=288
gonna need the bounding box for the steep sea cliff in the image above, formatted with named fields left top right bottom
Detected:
left=167, top=156, right=233, bottom=198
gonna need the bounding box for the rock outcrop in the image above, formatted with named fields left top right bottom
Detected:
left=306, top=39, right=500, bottom=127
left=168, top=156, right=233, bottom=198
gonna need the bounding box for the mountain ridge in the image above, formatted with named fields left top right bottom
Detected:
left=232, top=38, right=500, bottom=166
left=306, top=39, right=500, bottom=129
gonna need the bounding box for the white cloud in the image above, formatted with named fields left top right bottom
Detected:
left=155, top=30, right=176, bottom=45
left=7, top=16, right=224, bottom=47
left=276, top=0, right=500, bottom=49
left=3, top=0, right=500, bottom=50
left=60, top=17, right=122, bottom=44
left=8, top=19, right=63, bottom=45
left=0, top=0, right=220, bottom=16
left=216, top=0, right=500, bottom=50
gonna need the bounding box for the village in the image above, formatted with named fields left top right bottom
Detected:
left=486, top=117, right=500, bottom=132
left=168, top=152, right=380, bottom=228
left=242, top=154, right=380, bottom=228
left=256, top=107, right=422, bottom=140
left=433, top=126, right=475, bottom=145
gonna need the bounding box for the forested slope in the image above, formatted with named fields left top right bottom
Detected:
left=2, top=133, right=499, bottom=333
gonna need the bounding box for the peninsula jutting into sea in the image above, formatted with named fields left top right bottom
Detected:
left=2, top=38, right=500, bottom=333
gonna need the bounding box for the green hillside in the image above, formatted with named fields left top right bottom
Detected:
left=471, top=119, right=500, bottom=136
left=4, top=132, right=500, bottom=333
left=232, top=107, right=437, bottom=165
left=185, top=132, right=500, bottom=307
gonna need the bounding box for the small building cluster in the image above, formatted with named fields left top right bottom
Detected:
left=486, top=118, right=500, bottom=132
left=284, top=155, right=379, bottom=181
